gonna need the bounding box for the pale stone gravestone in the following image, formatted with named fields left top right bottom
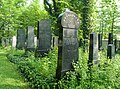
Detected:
left=26, top=26, right=35, bottom=51
left=98, top=34, right=102, bottom=50
left=108, top=33, right=113, bottom=44
left=35, top=20, right=51, bottom=57
left=16, top=29, right=26, bottom=49
left=56, top=10, right=80, bottom=80
left=12, top=36, right=16, bottom=48
left=1, top=37, right=5, bottom=47
left=88, top=32, right=98, bottom=67
left=107, top=44, right=115, bottom=59
left=34, top=36, right=37, bottom=47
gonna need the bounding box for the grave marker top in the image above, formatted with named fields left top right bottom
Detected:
left=59, top=11, right=80, bottom=29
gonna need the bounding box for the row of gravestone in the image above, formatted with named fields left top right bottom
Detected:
left=1, top=10, right=120, bottom=80
left=16, top=20, right=59, bottom=57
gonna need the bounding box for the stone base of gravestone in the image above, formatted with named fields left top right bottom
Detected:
left=35, top=49, right=49, bottom=57
left=107, top=44, right=115, bottom=59
left=26, top=48, right=35, bottom=52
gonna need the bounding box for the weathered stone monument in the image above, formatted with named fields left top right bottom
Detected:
left=107, top=44, right=115, bottom=59
left=16, top=29, right=26, bottom=49
left=12, top=36, right=16, bottom=48
left=35, top=20, right=51, bottom=57
left=88, top=32, right=98, bottom=67
left=1, top=37, right=5, bottom=47
left=98, top=33, right=102, bottom=50
left=26, top=26, right=35, bottom=51
left=56, top=10, right=80, bottom=80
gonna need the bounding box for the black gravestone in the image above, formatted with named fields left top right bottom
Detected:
left=88, top=32, right=98, bottom=67
left=26, top=26, right=35, bottom=51
left=56, top=10, right=80, bottom=80
left=16, top=29, right=26, bottom=49
left=35, top=20, right=51, bottom=57
left=108, top=33, right=113, bottom=44
left=107, top=44, right=115, bottom=59
left=98, top=34, right=102, bottom=50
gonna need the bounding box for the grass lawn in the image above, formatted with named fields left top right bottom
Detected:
left=0, top=48, right=30, bottom=89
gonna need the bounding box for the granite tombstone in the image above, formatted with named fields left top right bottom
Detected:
left=35, top=20, right=51, bottom=57
left=88, top=32, right=98, bottom=67
left=16, top=29, right=26, bottom=49
left=107, top=44, right=115, bottom=59
left=26, top=26, right=35, bottom=51
left=56, top=10, right=80, bottom=80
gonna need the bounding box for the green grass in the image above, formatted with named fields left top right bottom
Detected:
left=0, top=48, right=30, bottom=89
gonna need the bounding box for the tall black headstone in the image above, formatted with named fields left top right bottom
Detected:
left=108, top=33, right=113, bottom=44
left=56, top=10, right=80, bottom=80
left=26, top=26, right=35, bottom=51
left=35, top=20, right=51, bottom=57
left=107, top=44, right=115, bottom=59
left=98, top=34, right=102, bottom=50
left=16, top=29, right=26, bottom=49
left=88, top=32, right=98, bottom=67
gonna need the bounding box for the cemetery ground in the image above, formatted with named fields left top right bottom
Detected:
left=0, top=47, right=30, bottom=89
left=0, top=46, right=119, bottom=89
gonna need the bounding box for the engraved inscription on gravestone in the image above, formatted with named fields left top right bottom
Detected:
left=56, top=10, right=80, bottom=80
